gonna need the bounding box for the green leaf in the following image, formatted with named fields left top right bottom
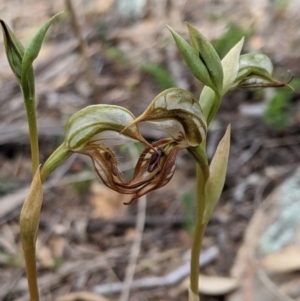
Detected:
left=21, top=12, right=63, bottom=86
left=222, top=37, right=244, bottom=94
left=20, top=168, right=43, bottom=249
left=203, top=125, right=231, bottom=224
left=0, top=20, right=25, bottom=83
left=199, top=38, right=243, bottom=125
left=186, top=23, right=223, bottom=96
left=166, top=25, right=216, bottom=92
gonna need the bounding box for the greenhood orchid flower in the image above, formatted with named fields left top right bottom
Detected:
left=119, top=88, right=208, bottom=203
left=42, top=104, right=155, bottom=191
left=65, top=104, right=161, bottom=193
left=43, top=89, right=207, bottom=204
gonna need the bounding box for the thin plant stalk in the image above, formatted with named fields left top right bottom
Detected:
left=24, top=98, right=40, bottom=176
left=190, top=164, right=206, bottom=297
left=23, top=247, right=40, bottom=301
left=23, top=90, right=40, bottom=301
left=40, top=144, right=71, bottom=183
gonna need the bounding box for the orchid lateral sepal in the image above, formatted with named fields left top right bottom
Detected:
left=116, top=138, right=183, bottom=204
left=79, top=144, right=135, bottom=194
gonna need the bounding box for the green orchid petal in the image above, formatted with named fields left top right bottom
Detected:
left=122, top=88, right=207, bottom=147
left=65, top=104, right=151, bottom=151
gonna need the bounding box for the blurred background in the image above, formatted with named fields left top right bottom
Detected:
left=1, top=0, right=300, bottom=300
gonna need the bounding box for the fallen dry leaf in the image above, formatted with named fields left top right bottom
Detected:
left=260, top=246, right=300, bottom=273
left=36, top=240, right=55, bottom=269
left=93, top=0, right=115, bottom=14
left=90, top=182, right=130, bottom=219
left=228, top=167, right=300, bottom=301
left=55, top=291, right=109, bottom=301
left=198, top=275, right=239, bottom=295
left=182, top=275, right=239, bottom=296
left=48, top=236, right=66, bottom=258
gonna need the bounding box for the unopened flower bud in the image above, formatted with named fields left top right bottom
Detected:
left=167, top=24, right=223, bottom=96
left=0, top=20, right=24, bottom=83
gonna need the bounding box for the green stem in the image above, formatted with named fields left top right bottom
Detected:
left=40, top=143, right=71, bottom=183
left=188, top=144, right=209, bottom=181
left=24, top=98, right=39, bottom=176
left=23, top=95, right=40, bottom=301
left=190, top=164, right=206, bottom=297
left=23, top=246, right=40, bottom=301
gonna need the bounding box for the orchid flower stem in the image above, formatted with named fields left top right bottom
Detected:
left=23, top=246, right=40, bottom=301
left=40, top=143, right=71, bottom=183
left=23, top=97, right=40, bottom=300
left=25, top=98, right=40, bottom=176
left=188, top=144, right=209, bottom=181
left=190, top=163, right=207, bottom=299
